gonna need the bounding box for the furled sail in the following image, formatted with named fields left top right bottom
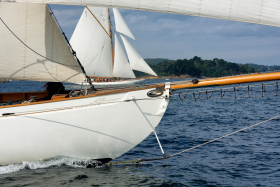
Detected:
left=113, top=8, right=135, bottom=40
left=0, top=2, right=86, bottom=83
left=120, top=34, right=157, bottom=76
left=113, top=34, right=136, bottom=78
left=8, top=0, right=280, bottom=28
left=70, top=7, right=113, bottom=77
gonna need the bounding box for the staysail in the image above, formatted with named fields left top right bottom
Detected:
left=113, top=34, right=136, bottom=78
left=112, top=9, right=157, bottom=77
left=120, top=34, right=157, bottom=76
left=8, top=0, right=280, bottom=28
left=70, top=7, right=113, bottom=77
left=71, top=6, right=156, bottom=78
left=113, top=8, right=135, bottom=40
left=0, top=2, right=86, bottom=83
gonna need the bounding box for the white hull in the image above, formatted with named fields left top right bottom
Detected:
left=0, top=88, right=169, bottom=165
left=75, top=79, right=145, bottom=86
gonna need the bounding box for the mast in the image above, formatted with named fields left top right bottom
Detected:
left=108, top=8, right=114, bottom=76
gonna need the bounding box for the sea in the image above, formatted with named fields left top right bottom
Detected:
left=0, top=79, right=280, bottom=187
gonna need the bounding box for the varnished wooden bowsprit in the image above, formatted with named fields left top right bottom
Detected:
left=169, top=72, right=280, bottom=90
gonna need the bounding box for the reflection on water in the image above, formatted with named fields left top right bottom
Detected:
left=1, top=80, right=280, bottom=186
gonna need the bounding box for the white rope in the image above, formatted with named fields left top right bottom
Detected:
left=168, top=114, right=280, bottom=158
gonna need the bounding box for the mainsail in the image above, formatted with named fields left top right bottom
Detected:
left=8, top=0, right=280, bottom=28
left=70, top=7, right=113, bottom=77
left=0, top=2, right=86, bottom=83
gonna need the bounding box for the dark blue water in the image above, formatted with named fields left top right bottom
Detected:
left=1, top=80, right=280, bottom=186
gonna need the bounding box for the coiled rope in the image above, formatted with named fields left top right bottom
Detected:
left=106, top=114, right=280, bottom=166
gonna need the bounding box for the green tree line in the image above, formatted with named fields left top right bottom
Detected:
left=136, top=56, right=256, bottom=78
left=246, top=63, right=280, bottom=72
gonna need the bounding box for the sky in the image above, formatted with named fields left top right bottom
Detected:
left=50, top=4, right=280, bottom=66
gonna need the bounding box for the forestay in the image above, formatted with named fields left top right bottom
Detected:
left=7, top=0, right=280, bottom=28
left=0, top=2, right=86, bottom=83
left=70, top=7, right=113, bottom=77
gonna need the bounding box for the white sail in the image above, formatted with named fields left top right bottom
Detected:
left=120, top=34, right=157, bottom=76
left=113, top=34, right=136, bottom=78
left=9, top=0, right=280, bottom=28
left=113, top=8, right=135, bottom=40
left=70, top=7, right=113, bottom=77
left=0, top=2, right=86, bottom=83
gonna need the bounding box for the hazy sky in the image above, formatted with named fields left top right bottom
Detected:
left=50, top=4, right=280, bottom=66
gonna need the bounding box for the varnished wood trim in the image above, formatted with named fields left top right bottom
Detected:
left=170, top=72, right=280, bottom=90
left=108, top=8, right=114, bottom=73
left=0, top=84, right=163, bottom=109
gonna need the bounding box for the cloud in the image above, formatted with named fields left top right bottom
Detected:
left=49, top=5, right=84, bottom=38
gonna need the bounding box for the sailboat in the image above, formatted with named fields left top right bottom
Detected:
left=1, top=1, right=280, bottom=166
left=69, top=7, right=157, bottom=86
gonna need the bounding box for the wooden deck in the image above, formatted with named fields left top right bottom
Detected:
left=0, top=84, right=165, bottom=109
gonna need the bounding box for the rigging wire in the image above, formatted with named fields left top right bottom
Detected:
left=1, top=80, right=279, bottom=166
left=168, top=114, right=280, bottom=158
left=47, top=5, right=97, bottom=91
left=1, top=82, right=279, bottom=115
left=106, top=114, right=280, bottom=166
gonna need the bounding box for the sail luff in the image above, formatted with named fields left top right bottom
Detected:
left=9, top=0, right=280, bottom=28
